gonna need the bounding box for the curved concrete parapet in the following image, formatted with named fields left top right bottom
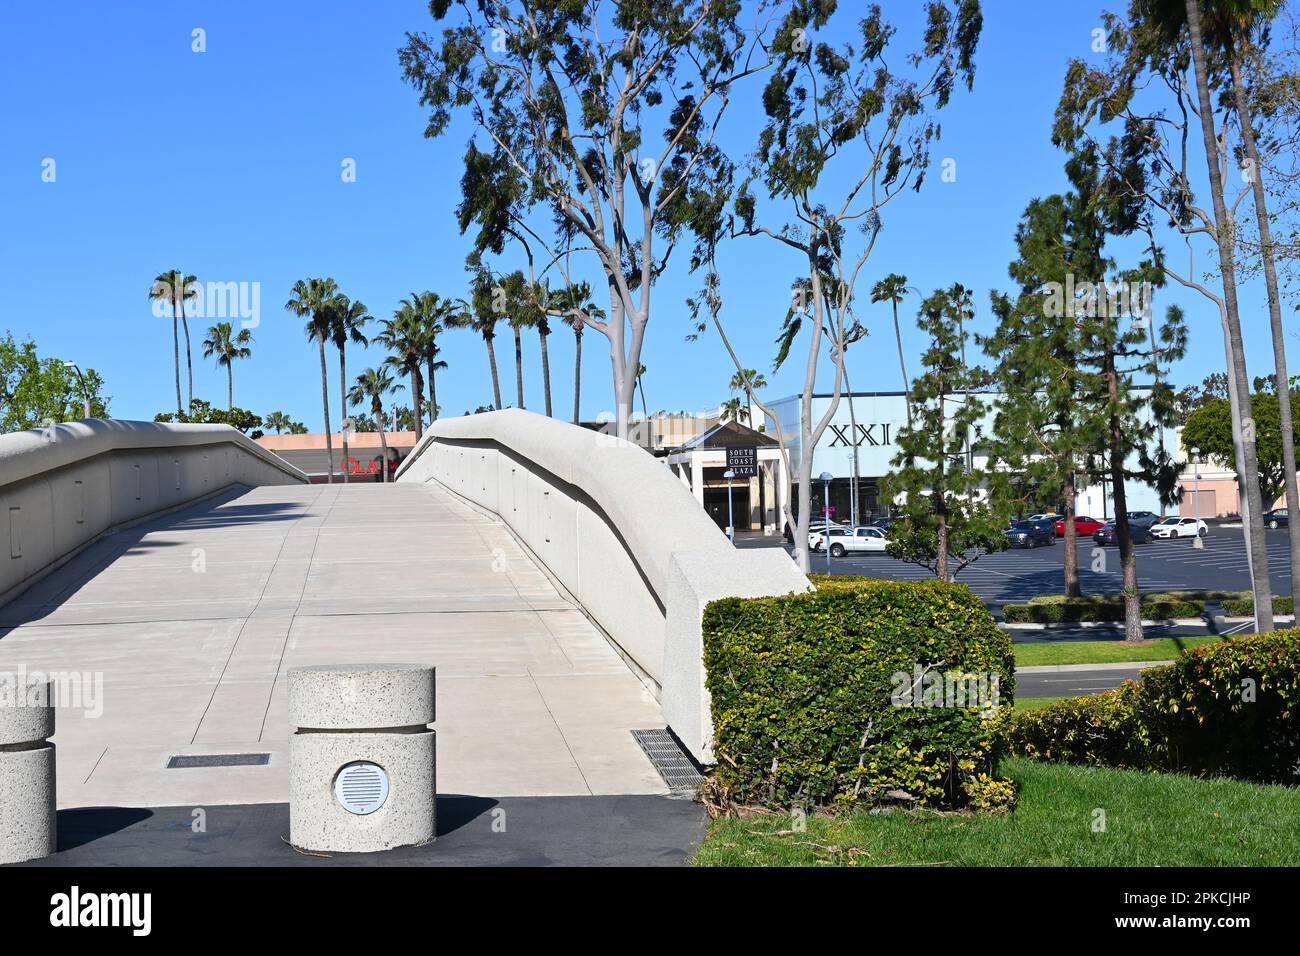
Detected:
left=0, top=675, right=56, bottom=865
left=288, top=664, right=436, bottom=853
left=394, top=409, right=809, bottom=762
left=0, top=419, right=307, bottom=606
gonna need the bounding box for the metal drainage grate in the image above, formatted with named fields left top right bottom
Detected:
left=334, top=761, right=389, bottom=815
left=632, top=728, right=705, bottom=795
left=166, top=753, right=271, bottom=769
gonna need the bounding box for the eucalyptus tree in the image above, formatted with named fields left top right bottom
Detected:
left=376, top=304, right=426, bottom=440
left=1056, top=0, right=1274, bottom=630
left=721, top=0, right=984, bottom=571
left=285, top=277, right=340, bottom=482
left=349, top=366, right=404, bottom=483
left=400, top=0, right=777, bottom=439
left=149, top=271, right=198, bottom=416
left=200, top=321, right=252, bottom=410
left=329, top=293, right=371, bottom=483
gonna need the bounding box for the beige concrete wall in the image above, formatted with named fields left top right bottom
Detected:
left=0, top=420, right=306, bottom=605
left=396, top=409, right=809, bottom=761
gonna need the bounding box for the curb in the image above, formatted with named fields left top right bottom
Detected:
left=1016, top=661, right=1168, bottom=674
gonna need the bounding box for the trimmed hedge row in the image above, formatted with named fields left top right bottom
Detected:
left=1005, top=629, right=1300, bottom=783
left=1002, top=593, right=1205, bottom=623
left=1221, top=595, right=1295, bottom=616
left=704, top=575, right=1016, bottom=812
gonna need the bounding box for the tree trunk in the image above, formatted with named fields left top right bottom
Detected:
left=339, top=347, right=349, bottom=484
left=1105, top=339, right=1142, bottom=643
left=513, top=326, right=525, bottom=409
left=171, top=306, right=182, bottom=417
left=936, top=388, right=949, bottom=581
left=572, top=326, right=582, bottom=424
left=227, top=364, right=233, bottom=411
left=426, top=355, right=438, bottom=424
left=318, top=341, right=334, bottom=484
left=375, top=398, right=389, bottom=484
left=540, top=328, right=552, bottom=417
left=1186, top=0, right=1273, bottom=632
left=1232, top=52, right=1300, bottom=592
left=180, top=300, right=193, bottom=413
left=411, top=368, right=424, bottom=441
left=1063, top=467, right=1081, bottom=597
left=486, top=337, right=502, bottom=409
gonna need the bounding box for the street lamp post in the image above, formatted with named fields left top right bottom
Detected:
left=723, top=469, right=736, bottom=544
left=63, top=362, right=91, bottom=419
left=820, top=471, right=834, bottom=573
left=1191, top=446, right=1203, bottom=551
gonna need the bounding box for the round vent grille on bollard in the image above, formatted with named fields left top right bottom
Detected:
left=333, top=761, right=390, bottom=815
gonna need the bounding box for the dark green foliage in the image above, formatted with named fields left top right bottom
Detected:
left=704, top=576, right=1015, bottom=811
left=1184, top=391, right=1300, bottom=505
left=1002, top=593, right=1205, bottom=623
left=154, top=399, right=264, bottom=438
left=1006, top=629, right=1300, bottom=783
left=1222, top=595, right=1295, bottom=616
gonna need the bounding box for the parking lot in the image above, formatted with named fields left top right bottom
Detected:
left=738, top=526, right=1293, bottom=612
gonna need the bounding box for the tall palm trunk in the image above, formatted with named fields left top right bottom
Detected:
left=318, top=340, right=334, bottom=484
left=339, top=347, right=350, bottom=484
left=513, top=326, right=525, bottom=409
left=426, top=355, right=438, bottom=424
left=572, top=325, right=583, bottom=424
left=892, top=299, right=912, bottom=427
left=1186, top=0, right=1273, bottom=632
left=411, top=368, right=424, bottom=441
left=180, top=299, right=193, bottom=412
left=227, top=364, right=233, bottom=411
left=171, top=305, right=182, bottom=416
left=485, top=337, right=502, bottom=409
left=374, top=399, right=389, bottom=484
left=1231, top=53, right=1300, bottom=586
left=539, top=326, right=553, bottom=417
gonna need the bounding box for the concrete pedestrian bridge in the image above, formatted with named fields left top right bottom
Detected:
left=0, top=414, right=804, bottom=812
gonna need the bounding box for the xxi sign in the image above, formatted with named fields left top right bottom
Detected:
left=828, top=423, right=892, bottom=448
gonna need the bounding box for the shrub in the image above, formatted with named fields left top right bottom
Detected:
left=703, top=577, right=1016, bottom=812
left=1001, top=594, right=1204, bottom=623
left=1221, top=595, right=1294, bottom=616
left=1005, top=629, right=1300, bottom=783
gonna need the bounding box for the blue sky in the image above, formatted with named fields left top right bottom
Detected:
left=0, top=1, right=1283, bottom=429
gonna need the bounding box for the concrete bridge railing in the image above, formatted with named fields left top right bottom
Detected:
left=395, top=409, right=809, bottom=762
left=0, top=419, right=307, bottom=606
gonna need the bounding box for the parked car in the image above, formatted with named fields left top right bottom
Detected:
left=1093, top=521, right=1153, bottom=545
left=868, top=515, right=895, bottom=531
left=1151, top=516, right=1208, bottom=539
left=1124, top=510, right=1161, bottom=529
left=1264, top=508, right=1290, bottom=530
left=1005, top=519, right=1055, bottom=548
left=808, top=525, right=852, bottom=552
left=1028, top=513, right=1063, bottom=523
left=805, top=519, right=848, bottom=550
left=822, top=525, right=890, bottom=557
left=1053, top=515, right=1105, bottom=537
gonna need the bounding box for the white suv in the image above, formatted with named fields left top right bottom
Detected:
left=1151, top=516, right=1208, bottom=539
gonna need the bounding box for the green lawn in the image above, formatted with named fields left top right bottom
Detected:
left=1013, top=636, right=1220, bottom=667
left=1013, top=695, right=1071, bottom=711
left=694, top=757, right=1300, bottom=866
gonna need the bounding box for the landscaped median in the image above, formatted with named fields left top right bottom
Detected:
left=1002, top=592, right=1207, bottom=623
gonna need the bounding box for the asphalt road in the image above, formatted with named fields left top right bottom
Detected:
left=737, top=526, right=1293, bottom=611
left=1016, top=664, right=1151, bottom=698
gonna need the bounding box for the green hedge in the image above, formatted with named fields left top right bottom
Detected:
left=1221, top=595, right=1295, bottom=616
left=1005, top=629, right=1300, bottom=783
left=1002, top=593, right=1205, bottom=623
left=704, top=576, right=1016, bottom=812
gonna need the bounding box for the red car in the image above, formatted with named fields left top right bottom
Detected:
left=1054, top=515, right=1105, bottom=536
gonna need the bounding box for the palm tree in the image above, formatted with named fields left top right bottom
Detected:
left=329, top=293, right=370, bottom=484
left=348, top=367, right=403, bottom=483
left=449, top=274, right=503, bottom=409
left=149, top=271, right=197, bottom=416
left=375, top=305, right=426, bottom=439
left=285, top=276, right=340, bottom=482
left=871, top=274, right=911, bottom=425
left=265, top=410, right=292, bottom=434
left=201, top=321, right=253, bottom=410
left=720, top=397, right=748, bottom=424
left=403, top=291, right=456, bottom=424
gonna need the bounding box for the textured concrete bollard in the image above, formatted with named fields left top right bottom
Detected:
left=0, top=674, right=57, bottom=865
left=289, top=664, right=436, bottom=853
